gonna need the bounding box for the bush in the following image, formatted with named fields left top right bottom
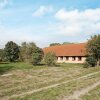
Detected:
left=85, top=56, right=96, bottom=67
left=44, top=52, right=56, bottom=66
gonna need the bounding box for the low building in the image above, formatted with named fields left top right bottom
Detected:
left=43, top=43, right=86, bottom=63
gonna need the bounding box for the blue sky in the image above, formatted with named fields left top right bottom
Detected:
left=0, top=0, right=100, bottom=48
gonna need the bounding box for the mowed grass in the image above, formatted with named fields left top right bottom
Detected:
left=81, top=85, right=100, bottom=100
left=0, top=62, right=100, bottom=100
left=13, top=73, right=100, bottom=100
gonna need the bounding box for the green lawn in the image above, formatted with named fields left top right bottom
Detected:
left=0, top=62, right=100, bottom=100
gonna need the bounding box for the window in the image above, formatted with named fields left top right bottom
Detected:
left=60, top=56, right=63, bottom=60
left=78, top=57, right=82, bottom=61
left=66, top=57, right=69, bottom=61
left=72, top=57, right=76, bottom=61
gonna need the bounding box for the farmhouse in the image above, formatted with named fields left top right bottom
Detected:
left=43, top=43, right=86, bottom=63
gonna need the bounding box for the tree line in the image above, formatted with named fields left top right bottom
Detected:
left=0, top=41, right=56, bottom=66
left=49, top=42, right=75, bottom=46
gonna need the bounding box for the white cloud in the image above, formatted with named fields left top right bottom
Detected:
left=32, top=5, right=53, bottom=17
left=55, top=8, right=100, bottom=22
left=0, top=0, right=11, bottom=9
left=54, top=8, right=100, bottom=36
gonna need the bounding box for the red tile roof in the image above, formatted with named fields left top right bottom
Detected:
left=43, top=43, right=86, bottom=56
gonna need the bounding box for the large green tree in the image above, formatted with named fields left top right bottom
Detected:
left=32, top=47, right=44, bottom=65
left=4, top=41, right=20, bottom=62
left=86, top=34, right=100, bottom=66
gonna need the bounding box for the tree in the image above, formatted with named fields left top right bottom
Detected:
left=50, top=43, right=61, bottom=46
left=86, top=34, right=100, bottom=66
left=4, top=41, right=20, bottom=62
left=20, top=42, right=36, bottom=62
left=44, top=52, right=56, bottom=66
left=32, top=47, right=44, bottom=65
left=28, top=42, right=37, bottom=61
left=19, top=42, right=27, bottom=61
left=0, top=49, right=5, bottom=61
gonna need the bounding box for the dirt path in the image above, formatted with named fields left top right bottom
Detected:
left=63, top=81, right=100, bottom=100
left=8, top=71, right=100, bottom=99
left=1, top=73, right=12, bottom=77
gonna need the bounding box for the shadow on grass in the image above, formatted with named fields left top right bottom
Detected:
left=0, top=62, right=9, bottom=64
left=32, top=63, right=61, bottom=67
left=0, top=63, right=14, bottom=75
left=55, top=64, right=61, bottom=67
left=32, top=64, right=45, bottom=66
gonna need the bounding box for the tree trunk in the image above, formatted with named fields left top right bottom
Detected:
left=96, top=60, right=100, bottom=66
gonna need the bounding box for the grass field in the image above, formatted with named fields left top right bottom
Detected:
left=0, top=62, right=100, bottom=100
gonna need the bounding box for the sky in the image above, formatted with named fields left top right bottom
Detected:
left=0, top=0, right=100, bottom=48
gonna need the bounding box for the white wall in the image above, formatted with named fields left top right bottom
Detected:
left=57, top=56, right=86, bottom=63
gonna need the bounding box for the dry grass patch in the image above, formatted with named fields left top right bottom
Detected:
left=0, top=63, right=100, bottom=100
